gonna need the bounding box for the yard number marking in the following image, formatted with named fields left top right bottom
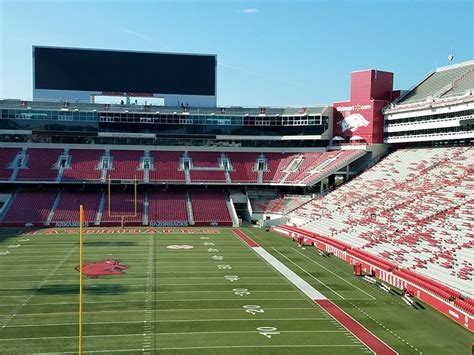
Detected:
left=218, top=264, right=232, bottom=270
left=233, top=288, right=250, bottom=296
left=211, top=255, right=224, bottom=260
left=224, top=275, right=239, bottom=282
left=243, top=305, right=264, bottom=315
left=167, top=244, right=193, bottom=250
left=257, top=326, right=280, bottom=339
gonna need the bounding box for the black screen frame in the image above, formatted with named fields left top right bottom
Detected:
left=34, top=47, right=216, bottom=96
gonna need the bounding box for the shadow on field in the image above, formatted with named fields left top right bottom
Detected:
left=32, top=284, right=128, bottom=295
left=415, top=301, right=426, bottom=309
left=0, top=227, right=43, bottom=243
left=77, top=241, right=138, bottom=247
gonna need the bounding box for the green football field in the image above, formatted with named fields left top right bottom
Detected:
left=0, top=227, right=472, bottom=354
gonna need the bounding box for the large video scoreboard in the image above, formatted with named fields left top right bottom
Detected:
left=33, top=46, right=217, bottom=106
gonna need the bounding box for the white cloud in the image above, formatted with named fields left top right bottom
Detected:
left=123, top=28, right=153, bottom=43
left=240, top=8, right=258, bottom=14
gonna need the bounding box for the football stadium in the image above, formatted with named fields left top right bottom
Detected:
left=1, top=2, right=473, bottom=354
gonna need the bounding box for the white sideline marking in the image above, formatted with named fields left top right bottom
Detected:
left=252, top=247, right=327, bottom=300
left=350, top=301, right=417, bottom=351
left=271, top=248, right=345, bottom=299
left=292, top=248, right=376, bottom=300
left=244, top=229, right=346, bottom=300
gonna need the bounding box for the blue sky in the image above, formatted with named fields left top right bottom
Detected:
left=0, top=0, right=472, bottom=106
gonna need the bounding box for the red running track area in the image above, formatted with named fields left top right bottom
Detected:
left=316, top=299, right=398, bottom=355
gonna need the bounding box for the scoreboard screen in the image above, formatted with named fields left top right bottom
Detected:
left=33, top=47, right=216, bottom=96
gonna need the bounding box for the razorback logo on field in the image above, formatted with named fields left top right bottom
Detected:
left=76, top=259, right=128, bottom=278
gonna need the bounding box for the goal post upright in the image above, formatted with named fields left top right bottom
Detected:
left=78, top=204, right=84, bottom=355
left=108, top=174, right=111, bottom=217
left=134, top=175, right=137, bottom=217
left=106, top=175, right=139, bottom=227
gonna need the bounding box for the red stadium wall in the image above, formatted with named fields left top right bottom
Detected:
left=271, top=225, right=474, bottom=332
left=333, top=69, right=393, bottom=144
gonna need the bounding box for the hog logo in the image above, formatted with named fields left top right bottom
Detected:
left=340, top=113, right=370, bottom=132
left=76, top=259, right=128, bottom=278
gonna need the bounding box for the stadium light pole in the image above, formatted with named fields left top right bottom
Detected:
left=78, top=205, right=84, bottom=355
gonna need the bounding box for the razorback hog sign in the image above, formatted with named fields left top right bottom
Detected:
left=333, top=69, right=394, bottom=144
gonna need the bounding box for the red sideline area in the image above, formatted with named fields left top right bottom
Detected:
left=233, top=229, right=398, bottom=354
left=316, top=299, right=398, bottom=355
left=232, top=228, right=260, bottom=247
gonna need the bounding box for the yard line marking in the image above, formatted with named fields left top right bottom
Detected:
left=238, top=229, right=398, bottom=355
left=292, top=247, right=376, bottom=300
left=0, top=241, right=79, bottom=330
left=0, top=330, right=348, bottom=341
left=142, top=235, right=155, bottom=353
left=0, top=298, right=307, bottom=306
left=4, top=307, right=319, bottom=317
left=0, top=289, right=300, bottom=297
left=0, top=281, right=291, bottom=290
left=0, top=282, right=290, bottom=290
left=271, top=248, right=345, bottom=299
left=35, top=344, right=363, bottom=354
left=3, top=317, right=332, bottom=327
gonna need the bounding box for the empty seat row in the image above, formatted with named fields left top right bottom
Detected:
left=289, top=146, right=474, bottom=297
left=0, top=147, right=365, bottom=185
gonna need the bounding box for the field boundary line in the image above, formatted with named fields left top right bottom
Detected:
left=316, top=299, right=398, bottom=355
left=235, top=229, right=398, bottom=355
left=292, top=247, right=377, bottom=300
left=271, top=247, right=346, bottom=299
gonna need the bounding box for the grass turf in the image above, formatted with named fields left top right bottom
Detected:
left=0, top=227, right=472, bottom=354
